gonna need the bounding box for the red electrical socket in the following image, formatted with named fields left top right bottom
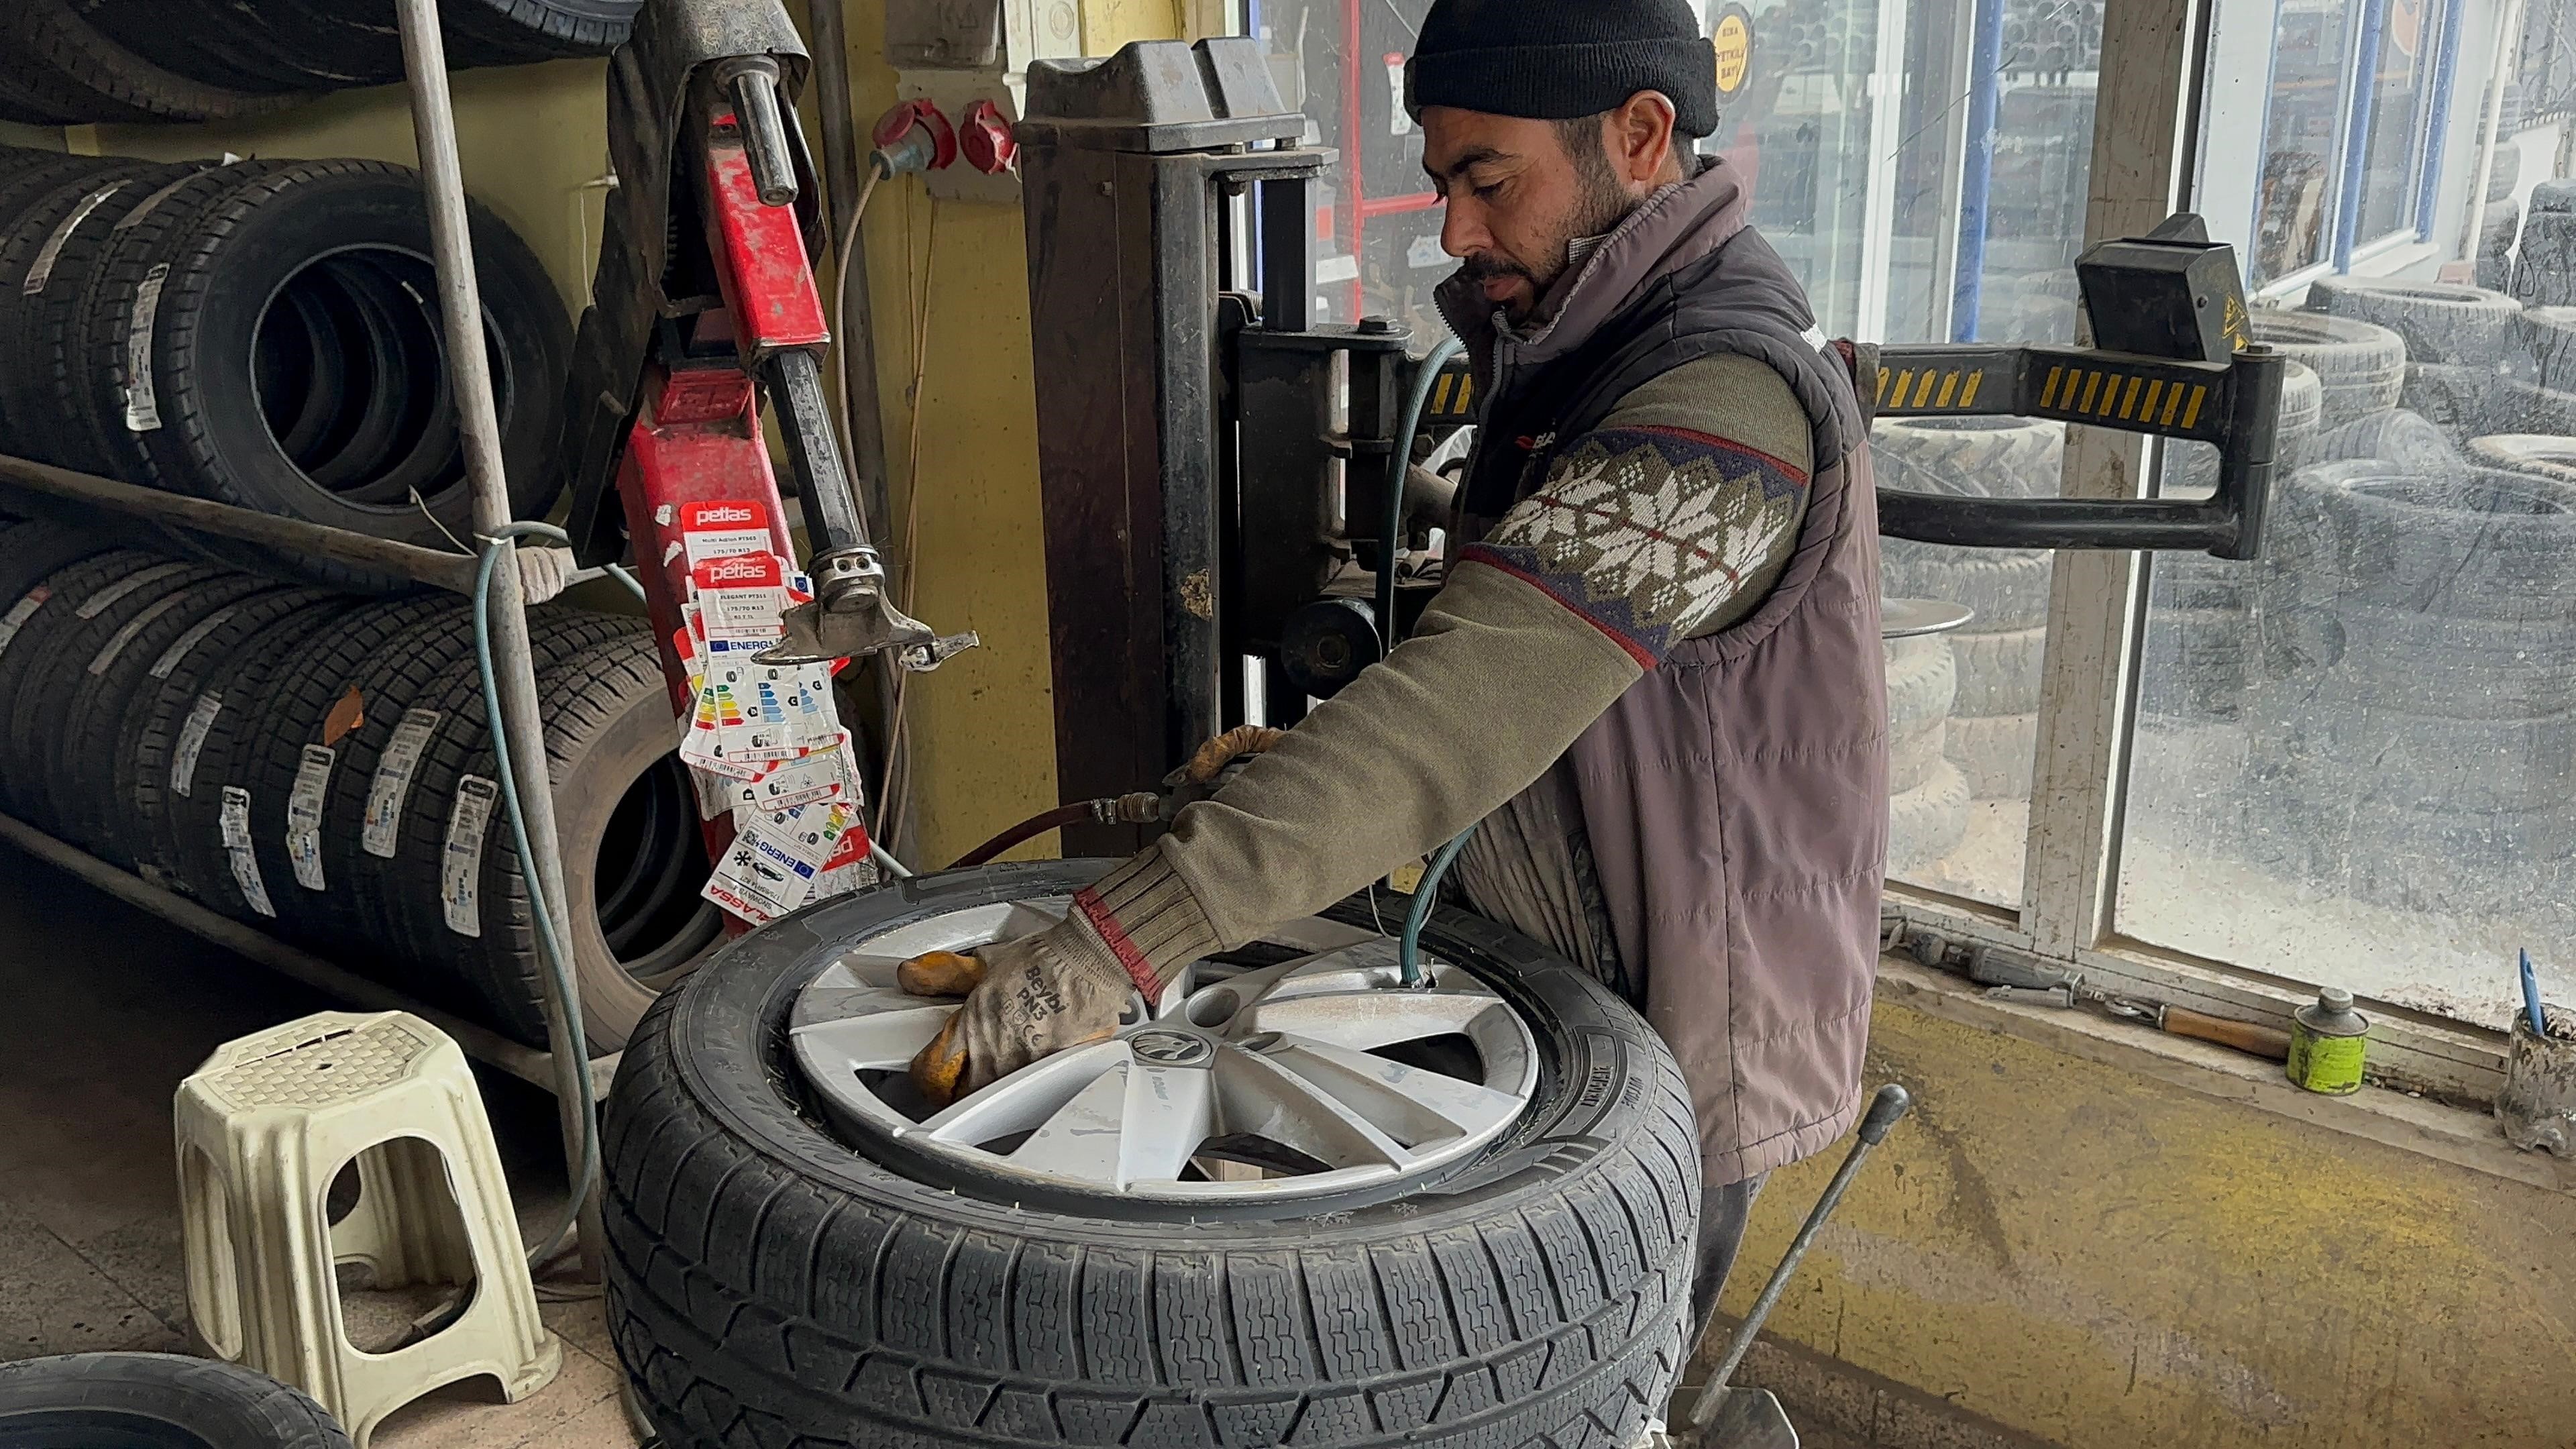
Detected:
left=959, top=99, right=1019, bottom=175
left=871, top=99, right=958, bottom=172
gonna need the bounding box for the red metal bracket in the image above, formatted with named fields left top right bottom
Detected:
left=702, top=121, right=831, bottom=358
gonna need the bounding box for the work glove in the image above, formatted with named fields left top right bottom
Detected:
left=900, top=925, right=1137, bottom=1107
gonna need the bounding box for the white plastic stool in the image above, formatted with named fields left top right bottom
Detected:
left=175, top=1010, right=562, bottom=1447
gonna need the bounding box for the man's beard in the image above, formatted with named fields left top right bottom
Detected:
left=1465, top=165, right=1642, bottom=322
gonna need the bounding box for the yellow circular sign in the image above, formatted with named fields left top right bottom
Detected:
left=1712, top=11, right=1752, bottom=98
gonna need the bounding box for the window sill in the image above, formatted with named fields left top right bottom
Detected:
left=1875, top=955, right=2576, bottom=1197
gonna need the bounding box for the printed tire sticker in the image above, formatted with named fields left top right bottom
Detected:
left=443, top=775, right=498, bottom=938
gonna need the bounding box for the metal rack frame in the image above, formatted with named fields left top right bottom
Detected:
left=0, top=0, right=607, bottom=1269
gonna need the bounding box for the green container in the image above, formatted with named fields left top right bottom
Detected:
left=2287, top=986, right=2369, bottom=1095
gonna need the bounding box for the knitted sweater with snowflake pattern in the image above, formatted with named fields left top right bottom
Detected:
left=1038, top=350, right=1813, bottom=1000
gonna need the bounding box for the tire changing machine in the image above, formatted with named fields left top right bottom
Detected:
left=1016, top=39, right=2292, bottom=859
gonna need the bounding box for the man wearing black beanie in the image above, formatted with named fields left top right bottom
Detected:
left=901, top=3, right=1885, bottom=1431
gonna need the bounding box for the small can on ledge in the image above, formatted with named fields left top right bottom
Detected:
left=2286, top=986, right=2370, bottom=1095
left=2498, top=1009, right=2576, bottom=1158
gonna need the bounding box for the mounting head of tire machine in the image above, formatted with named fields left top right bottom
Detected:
left=1016, top=43, right=2284, bottom=856
left=555, top=0, right=973, bottom=678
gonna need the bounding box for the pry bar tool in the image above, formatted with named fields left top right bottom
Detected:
left=1676, top=1083, right=1914, bottom=1449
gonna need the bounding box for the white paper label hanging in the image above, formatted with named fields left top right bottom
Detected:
left=170, top=691, right=221, bottom=797
left=679, top=500, right=775, bottom=569
left=0, top=589, right=50, bottom=656
left=218, top=786, right=274, bottom=918
left=150, top=602, right=241, bottom=680
left=123, top=263, right=168, bottom=432
left=23, top=181, right=126, bottom=296
left=77, top=562, right=189, bottom=621
left=89, top=592, right=189, bottom=677
left=442, top=775, right=498, bottom=938
left=284, top=744, right=333, bottom=892
left=362, top=709, right=439, bottom=859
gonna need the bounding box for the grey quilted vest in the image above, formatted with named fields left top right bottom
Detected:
left=1444, top=158, right=1888, bottom=1184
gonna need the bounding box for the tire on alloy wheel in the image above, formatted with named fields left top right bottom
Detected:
left=2249, top=311, right=2406, bottom=429
left=0, top=1352, right=350, bottom=1449
left=2307, top=276, right=2520, bottom=365
left=604, top=861, right=1703, bottom=1449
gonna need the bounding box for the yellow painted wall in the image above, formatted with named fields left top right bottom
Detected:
left=1727, top=1000, right=2576, bottom=1446
left=76, top=60, right=614, bottom=319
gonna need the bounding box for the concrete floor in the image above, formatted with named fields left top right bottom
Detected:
left=0, top=846, right=637, bottom=1448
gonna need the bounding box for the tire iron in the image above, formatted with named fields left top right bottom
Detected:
left=1673, top=1083, right=1913, bottom=1449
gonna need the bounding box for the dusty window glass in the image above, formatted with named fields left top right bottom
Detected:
left=2118, top=0, right=2576, bottom=1026
left=1249, top=0, right=1448, bottom=337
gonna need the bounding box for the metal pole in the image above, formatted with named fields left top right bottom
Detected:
left=802, top=0, right=916, bottom=860
left=2458, top=0, right=2529, bottom=262
left=1950, top=0, right=2005, bottom=343
left=392, top=0, right=605, bottom=1279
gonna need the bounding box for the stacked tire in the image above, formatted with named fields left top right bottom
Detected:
left=0, top=1, right=637, bottom=124
left=2243, top=465, right=2576, bottom=913
left=0, top=526, right=716, bottom=1051
left=1875, top=416, right=2061, bottom=822
left=0, top=146, right=566, bottom=591
left=1885, top=634, right=1967, bottom=874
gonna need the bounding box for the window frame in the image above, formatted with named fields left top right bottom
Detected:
left=1881, top=0, right=2522, bottom=1101
left=1263, top=0, right=2522, bottom=1095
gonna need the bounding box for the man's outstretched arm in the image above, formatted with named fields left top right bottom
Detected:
left=906, top=354, right=1814, bottom=1102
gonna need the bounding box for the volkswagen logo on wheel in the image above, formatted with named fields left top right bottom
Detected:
left=1128, top=1029, right=1213, bottom=1067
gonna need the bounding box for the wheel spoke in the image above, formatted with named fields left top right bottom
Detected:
left=788, top=1006, right=956, bottom=1072
left=1265, top=1033, right=1527, bottom=1143
left=1236, top=987, right=1503, bottom=1052
left=916, top=1040, right=1130, bottom=1148
left=1111, top=1061, right=1218, bottom=1185
left=1216, top=1044, right=1413, bottom=1173
left=1006, top=1061, right=1138, bottom=1185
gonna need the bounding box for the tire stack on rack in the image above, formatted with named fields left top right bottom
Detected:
left=0, top=144, right=567, bottom=592
left=2516, top=180, right=2576, bottom=309
left=1875, top=417, right=2061, bottom=832
left=2243, top=464, right=2576, bottom=914
left=0, top=1, right=637, bottom=123
left=0, top=522, right=715, bottom=1051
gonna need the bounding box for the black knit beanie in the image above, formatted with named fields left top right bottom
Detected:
left=1405, top=0, right=1719, bottom=139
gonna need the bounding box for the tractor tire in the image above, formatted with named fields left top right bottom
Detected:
left=2471, top=432, right=2576, bottom=486
left=1881, top=547, right=2052, bottom=635
left=1869, top=415, right=2063, bottom=497
left=1884, top=635, right=1957, bottom=734
left=2477, top=199, right=2521, bottom=290
left=602, top=861, right=1703, bottom=1449
left=0, top=1353, right=348, bottom=1449
left=1945, top=711, right=2037, bottom=800
left=2522, top=306, right=2576, bottom=392
left=2311, top=407, right=2463, bottom=474
left=2514, top=211, right=2576, bottom=307
left=2400, top=362, right=2506, bottom=443
left=1948, top=625, right=2045, bottom=715
left=1888, top=759, right=1972, bottom=873
left=2249, top=311, right=2406, bottom=429
left=2308, top=276, right=2520, bottom=366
